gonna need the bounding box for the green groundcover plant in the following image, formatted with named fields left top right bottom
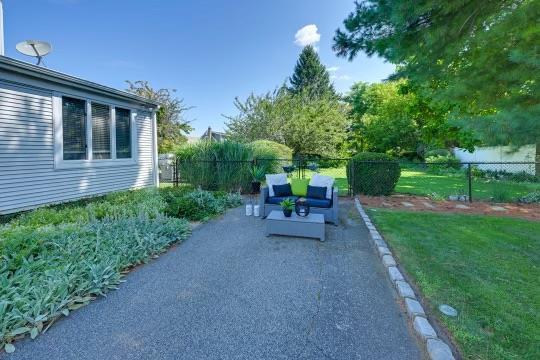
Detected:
left=0, top=187, right=242, bottom=353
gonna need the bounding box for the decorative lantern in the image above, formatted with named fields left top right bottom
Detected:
left=295, top=198, right=310, bottom=217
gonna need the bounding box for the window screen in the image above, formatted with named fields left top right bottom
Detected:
left=62, top=97, right=87, bottom=160
left=116, top=108, right=132, bottom=159
left=91, top=103, right=111, bottom=159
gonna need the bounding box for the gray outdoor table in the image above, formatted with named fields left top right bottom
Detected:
left=265, top=210, right=325, bottom=241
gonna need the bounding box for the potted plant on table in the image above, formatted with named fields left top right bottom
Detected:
left=279, top=198, right=295, bottom=217
left=249, top=165, right=265, bottom=194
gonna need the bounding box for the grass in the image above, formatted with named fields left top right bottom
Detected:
left=367, top=209, right=540, bottom=359
left=309, top=165, right=540, bottom=200
left=397, top=168, right=539, bottom=201
left=311, top=167, right=349, bottom=196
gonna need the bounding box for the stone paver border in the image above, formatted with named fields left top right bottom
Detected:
left=354, top=198, right=456, bottom=360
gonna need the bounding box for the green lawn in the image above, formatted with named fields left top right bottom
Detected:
left=397, top=168, right=539, bottom=201
left=368, top=209, right=540, bottom=359
left=314, top=166, right=539, bottom=200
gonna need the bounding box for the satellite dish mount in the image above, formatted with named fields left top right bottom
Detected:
left=16, top=40, right=52, bottom=66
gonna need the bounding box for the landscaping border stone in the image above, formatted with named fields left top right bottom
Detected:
left=354, top=198, right=456, bottom=360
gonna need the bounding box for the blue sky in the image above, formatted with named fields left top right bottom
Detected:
left=3, top=0, right=394, bottom=136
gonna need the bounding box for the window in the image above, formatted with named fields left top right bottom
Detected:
left=91, top=103, right=111, bottom=159
left=55, top=94, right=136, bottom=168
left=115, top=107, right=132, bottom=159
left=62, top=97, right=87, bottom=160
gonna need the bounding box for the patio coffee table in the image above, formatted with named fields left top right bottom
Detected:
left=265, top=210, right=325, bottom=241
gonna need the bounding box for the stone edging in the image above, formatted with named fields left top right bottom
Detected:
left=354, top=198, right=455, bottom=360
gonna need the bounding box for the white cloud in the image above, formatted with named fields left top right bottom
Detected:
left=327, top=66, right=339, bottom=72
left=294, top=24, right=321, bottom=47
left=331, top=74, right=351, bottom=81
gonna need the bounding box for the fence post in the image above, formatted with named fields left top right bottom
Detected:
left=174, top=157, right=178, bottom=187
left=467, top=163, right=472, bottom=203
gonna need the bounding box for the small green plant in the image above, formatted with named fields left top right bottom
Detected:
left=491, top=188, right=513, bottom=203
left=279, top=198, right=295, bottom=210
left=249, top=165, right=266, bottom=182
left=519, top=191, right=540, bottom=204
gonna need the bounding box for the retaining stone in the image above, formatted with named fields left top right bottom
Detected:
left=396, top=281, right=416, bottom=299
left=377, top=246, right=391, bottom=257
left=382, top=255, right=397, bottom=267
left=427, top=339, right=455, bottom=360
left=388, top=267, right=404, bottom=282
left=413, top=316, right=437, bottom=340
left=374, top=239, right=387, bottom=248
left=405, top=298, right=425, bottom=319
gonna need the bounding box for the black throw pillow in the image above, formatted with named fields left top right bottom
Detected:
left=273, top=183, right=292, bottom=197
left=307, top=185, right=327, bottom=200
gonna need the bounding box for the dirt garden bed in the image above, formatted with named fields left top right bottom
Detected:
left=360, top=194, right=540, bottom=221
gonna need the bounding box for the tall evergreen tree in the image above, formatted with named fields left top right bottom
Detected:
left=289, top=45, right=336, bottom=99
left=333, top=0, right=539, bottom=162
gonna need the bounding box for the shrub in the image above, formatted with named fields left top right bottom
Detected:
left=425, top=154, right=461, bottom=171
left=0, top=214, right=190, bottom=351
left=251, top=140, right=292, bottom=160
left=177, top=141, right=253, bottom=192
left=10, top=189, right=165, bottom=229
left=519, top=191, right=540, bottom=204
left=491, top=188, right=513, bottom=203
left=425, top=148, right=451, bottom=157
left=347, top=152, right=401, bottom=195
left=174, top=190, right=242, bottom=221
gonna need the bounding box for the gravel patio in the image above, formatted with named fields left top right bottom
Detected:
left=4, top=199, right=423, bottom=360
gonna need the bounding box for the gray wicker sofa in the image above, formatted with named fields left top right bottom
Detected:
left=259, top=186, right=339, bottom=225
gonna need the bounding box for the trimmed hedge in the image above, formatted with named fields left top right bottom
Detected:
left=347, top=152, right=401, bottom=195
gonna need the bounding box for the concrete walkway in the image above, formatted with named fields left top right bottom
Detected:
left=5, top=200, right=423, bottom=360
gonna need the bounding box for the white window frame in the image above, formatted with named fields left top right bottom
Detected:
left=53, top=92, right=138, bottom=169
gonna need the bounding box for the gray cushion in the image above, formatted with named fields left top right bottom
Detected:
left=266, top=196, right=299, bottom=205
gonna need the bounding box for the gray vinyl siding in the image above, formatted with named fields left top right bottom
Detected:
left=0, top=80, right=156, bottom=214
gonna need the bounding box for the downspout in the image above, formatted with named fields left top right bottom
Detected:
left=152, top=107, right=160, bottom=188
left=0, top=0, right=5, bottom=56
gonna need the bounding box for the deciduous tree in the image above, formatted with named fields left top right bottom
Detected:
left=126, top=80, right=193, bottom=153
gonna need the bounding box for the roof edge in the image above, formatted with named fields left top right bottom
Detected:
left=0, top=56, right=159, bottom=107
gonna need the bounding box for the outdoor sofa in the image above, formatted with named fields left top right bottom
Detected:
left=259, top=185, right=339, bottom=225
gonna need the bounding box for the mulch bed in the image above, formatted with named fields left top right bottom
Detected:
left=360, top=194, right=540, bottom=221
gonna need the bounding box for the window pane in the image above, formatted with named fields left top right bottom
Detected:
left=91, top=103, right=111, bottom=159
left=62, top=97, right=87, bottom=160
left=116, top=108, right=131, bottom=159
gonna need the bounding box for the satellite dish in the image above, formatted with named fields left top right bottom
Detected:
left=16, top=40, right=52, bottom=66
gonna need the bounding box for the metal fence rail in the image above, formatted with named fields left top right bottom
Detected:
left=158, top=156, right=539, bottom=203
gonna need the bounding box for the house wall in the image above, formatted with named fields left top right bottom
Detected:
left=0, top=75, right=157, bottom=214
left=454, top=144, right=536, bottom=174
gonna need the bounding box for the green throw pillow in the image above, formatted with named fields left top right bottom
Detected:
left=291, top=179, right=309, bottom=197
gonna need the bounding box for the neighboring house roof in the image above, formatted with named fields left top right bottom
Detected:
left=201, top=127, right=227, bottom=142
left=0, top=56, right=159, bottom=108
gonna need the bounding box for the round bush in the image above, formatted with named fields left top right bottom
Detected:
left=425, top=154, right=461, bottom=170
left=347, top=153, right=401, bottom=196
left=251, top=140, right=293, bottom=160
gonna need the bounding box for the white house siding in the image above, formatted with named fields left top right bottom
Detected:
left=0, top=79, right=157, bottom=214
left=454, top=145, right=536, bottom=175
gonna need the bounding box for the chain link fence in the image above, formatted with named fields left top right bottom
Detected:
left=159, top=156, right=539, bottom=203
